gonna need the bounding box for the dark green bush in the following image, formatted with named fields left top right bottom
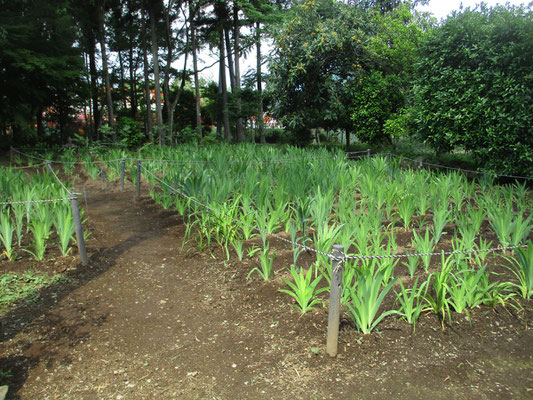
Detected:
left=413, top=5, right=533, bottom=175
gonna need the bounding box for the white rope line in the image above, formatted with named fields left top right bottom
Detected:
left=12, top=146, right=532, bottom=180
left=46, top=162, right=72, bottom=195
left=140, top=164, right=530, bottom=263
left=343, top=244, right=527, bottom=261
left=13, top=147, right=331, bottom=167
left=12, top=148, right=51, bottom=162
left=346, top=151, right=370, bottom=156
left=390, top=153, right=533, bottom=181
left=13, top=147, right=123, bottom=165
left=0, top=197, right=70, bottom=206
left=140, top=164, right=337, bottom=260
left=9, top=162, right=48, bottom=170
left=55, top=158, right=124, bottom=165
left=133, top=155, right=335, bottom=165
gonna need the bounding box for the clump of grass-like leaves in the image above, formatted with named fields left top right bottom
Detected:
left=344, top=266, right=397, bottom=334
left=279, top=265, right=327, bottom=314
left=505, top=242, right=533, bottom=299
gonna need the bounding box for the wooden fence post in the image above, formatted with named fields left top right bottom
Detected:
left=367, top=149, right=371, bottom=158
left=100, top=167, right=105, bottom=188
left=327, top=244, right=345, bottom=357
left=70, top=193, right=88, bottom=266
left=120, top=157, right=126, bottom=191
left=136, top=159, right=141, bottom=198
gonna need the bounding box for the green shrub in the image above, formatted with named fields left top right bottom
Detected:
left=413, top=5, right=533, bottom=175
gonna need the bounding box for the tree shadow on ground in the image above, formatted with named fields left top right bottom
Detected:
left=0, top=191, right=182, bottom=398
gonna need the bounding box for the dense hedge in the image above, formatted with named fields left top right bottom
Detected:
left=413, top=5, right=533, bottom=175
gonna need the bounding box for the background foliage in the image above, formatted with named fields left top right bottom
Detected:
left=412, top=4, right=533, bottom=175
left=0, top=0, right=532, bottom=175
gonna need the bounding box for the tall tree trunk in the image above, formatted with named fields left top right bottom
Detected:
left=83, top=52, right=94, bottom=142
left=166, top=53, right=188, bottom=143
left=345, top=130, right=351, bottom=148
left=149, top=3, right=164, bottom=146
left=190, top=3, right=202, bottom=138
left=141, top=9, right=153, bottom=139
left=129, top=46, right=138, bottom=120
left=162, top=1, right=173, bottom=142
left=256, top=23, right=265, bottom=144
left=224, top=29, right=235, bottom=90
left=162, top=0, right=187, bottom=143
left=118, top=50, right=128, bottom=113
left=219, top=28, right=231, bottom=142
left=97, top=1, right=116, bottom=139
left=216, top=65, right=222, bottom=139
left=36, top=109, right=44, bottom=138
left=88, top=39, right=101, bottom=140
left=233, top=3, right=244, bottom=142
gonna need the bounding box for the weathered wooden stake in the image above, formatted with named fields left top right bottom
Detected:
left=46, top=161, right=52, bottom=174
left=367, top=149, right=371, bottom=158
left=136, top=159, right=141, bottom=198
left=100, top=167, right=105, bottom=188
left=387, top=151, right=391, bottom=163
left=120, top=157, right=126, bottom=191
left=83, top=186, right=88, bottom=206
left=327, top=244, right=345, bottom=357
left=70, top=193, right=88, bottom=266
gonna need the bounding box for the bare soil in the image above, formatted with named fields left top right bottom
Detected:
left=1, top=174, right=532, bottom=400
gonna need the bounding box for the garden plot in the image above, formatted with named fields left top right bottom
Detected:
left=1, top=146, right=533, bottom=399
left=130, top=144, right=533, bottom=332
left=0, top=165, right=85, bottom=313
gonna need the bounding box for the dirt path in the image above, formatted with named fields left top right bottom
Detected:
left=1, top=178, right=532, bottom=399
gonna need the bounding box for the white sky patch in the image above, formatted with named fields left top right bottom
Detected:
left=417, top=0, right=529, bottom=20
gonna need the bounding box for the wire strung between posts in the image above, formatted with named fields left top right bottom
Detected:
left=7, top=162, right=48, bottom=170
left=0, top=197, right=71, bottom=206
left=142, top=164, right=529, bottom=263
left=345, top=151, right=371, bottom=156
left=13, top=146, right=532, bottom=180
left=389, top=153, right=533, bottom=181
left=11, top=148, right=50, bottom=162
left=343, top=244, right=527, bottom=261
left=12, top=147, right=123, bottom=166
left=140, top=165, right=337, bottom=261
left=134, top=156, right=335, bottom=166
left=58, top=158, right=124, bottom=166
left=46, top=162, right=72, bottom=195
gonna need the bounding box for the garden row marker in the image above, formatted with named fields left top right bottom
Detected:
left=70, top=193, right=88, bottom=266
left=120, top=157, right=126, bottom=191
left=367, top=149, right=371, bottom=158
left=44, top=161, right=88, bottom=266
left=136, top=159, right=141, bottom=198
left=327, top=244, right=345, bottom=357
left=100, top=167, right=105, bottom=189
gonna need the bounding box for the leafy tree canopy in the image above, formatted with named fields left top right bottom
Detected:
left=0, top=0, right=86, bottom=139
left=413, top=4, right=533, bottom=175
left=267, top=0, right=427, bottom=144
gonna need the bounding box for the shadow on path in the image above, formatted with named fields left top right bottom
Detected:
left=0, top=187, right=181, bottom=398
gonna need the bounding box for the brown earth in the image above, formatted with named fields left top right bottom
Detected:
left=1, top=174, right=532, bottom=400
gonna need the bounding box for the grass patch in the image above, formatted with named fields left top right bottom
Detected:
left=0, top=271, right=67, bottom=314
